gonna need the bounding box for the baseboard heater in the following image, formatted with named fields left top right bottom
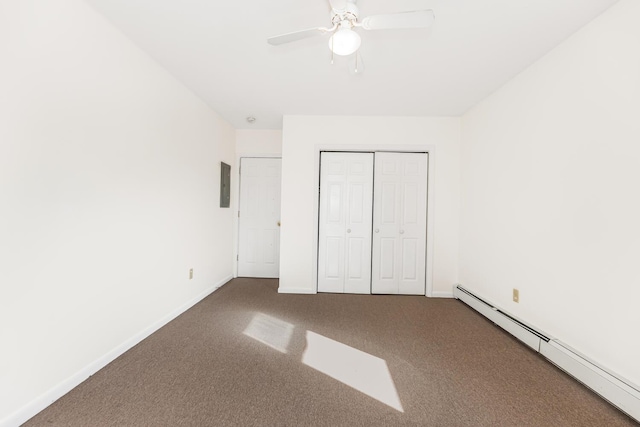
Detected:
left=453, top=285, right=640, bottom=423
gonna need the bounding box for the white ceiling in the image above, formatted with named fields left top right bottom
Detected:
left=84, top=0, right=618, bottom=129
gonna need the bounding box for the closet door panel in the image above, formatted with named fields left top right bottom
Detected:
left=318, top=152, right=374, bottom=294
left=318, top=156, right=347, bottom=293
left=402, top=238, right=418, bottom=280
left=347, top=238, right=365, bottom=279
left=398, top=153, right=428, bottom=295
left=372, top=152, right=428, bottom=295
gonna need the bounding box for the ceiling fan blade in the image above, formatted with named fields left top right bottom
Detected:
left=328, top=0, right=347, bottom=11
left=361, top=9, right=435, bottom=30
left=267, top=28, right=327, bottom=46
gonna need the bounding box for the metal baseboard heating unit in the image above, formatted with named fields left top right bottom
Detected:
left=454, top=285, right=640, bottom=423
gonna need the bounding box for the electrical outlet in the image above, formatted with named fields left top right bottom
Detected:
left=189, top=268, right=194, bottom=280
left=513, top=288, right=519, bottom=303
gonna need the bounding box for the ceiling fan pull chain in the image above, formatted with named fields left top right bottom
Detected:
left=331, top=37, right=335, bottom=65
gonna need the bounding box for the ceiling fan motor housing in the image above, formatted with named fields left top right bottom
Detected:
left=331, top=2, right=359, bottom=27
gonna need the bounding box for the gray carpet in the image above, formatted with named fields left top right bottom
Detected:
left=25, top=278, right=638, bottom=426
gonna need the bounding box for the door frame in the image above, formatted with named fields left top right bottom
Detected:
left=312, top=145, right=436, bottom=297
left=233, top=155, right=282, bottom=278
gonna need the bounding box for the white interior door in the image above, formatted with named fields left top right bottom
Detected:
left=372, top=152, right=428, bottom=295
left=318, top=152, right=374, bottom=294
left=238, top=158, right=282, bottom=278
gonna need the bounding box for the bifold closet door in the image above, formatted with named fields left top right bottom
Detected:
left=372, top=152, right=428, bottom=295
left=318, top=152, right=374, bottom=294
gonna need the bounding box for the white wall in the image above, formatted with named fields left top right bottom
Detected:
left=279, top=116, right=461, bottom=295
left=232, top=130, right=282, bottom=276
left=0, top=0, right=235, bottom=423
left=236, top=130, right=282, bottom=157
left=460, top=0, right=640, bottom=387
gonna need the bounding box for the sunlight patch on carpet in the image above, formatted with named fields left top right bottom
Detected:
left=243, top=313, right=294, bottom=354
left=302, top=331, right=404, bottom=412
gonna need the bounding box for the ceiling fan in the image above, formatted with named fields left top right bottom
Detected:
left=267, top=0, right=435, bottom=58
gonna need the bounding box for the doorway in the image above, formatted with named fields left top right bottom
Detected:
left=237, top=157, right=282, bottom=278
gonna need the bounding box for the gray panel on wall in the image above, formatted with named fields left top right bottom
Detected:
left=220, top=162, right=231, bottom=208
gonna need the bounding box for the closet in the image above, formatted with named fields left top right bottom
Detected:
left=317, top=151, right=428, bottom=295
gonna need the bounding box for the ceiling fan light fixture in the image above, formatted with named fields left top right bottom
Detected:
left=329, top=28, right=361, bottom=56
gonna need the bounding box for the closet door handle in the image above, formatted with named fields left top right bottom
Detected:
left=399, top=230, right=405, bottom=234
left=347, top=229, right=351, bottom=233
left=375, top=229, right=379, bottom=233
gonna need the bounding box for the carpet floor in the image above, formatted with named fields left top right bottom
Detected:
left=25, top=278, right=638, bottom=426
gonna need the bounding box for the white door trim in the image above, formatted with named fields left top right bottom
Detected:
left=311, top=145, right=436, bottom=297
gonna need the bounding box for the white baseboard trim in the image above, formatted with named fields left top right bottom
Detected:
left=453, top=284, right=640, bottom=423
left=540, top=340, right=640, bottom=422
left=430, top=291, right=454, bottom=298
left=277, top=287, right=317, bottom=294
left=2, top=275, right=233, bottom=427
left=454, top=285, right=544, bottom=351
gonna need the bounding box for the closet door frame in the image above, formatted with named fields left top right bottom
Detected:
left=312, top=145, right=436, bottom=297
